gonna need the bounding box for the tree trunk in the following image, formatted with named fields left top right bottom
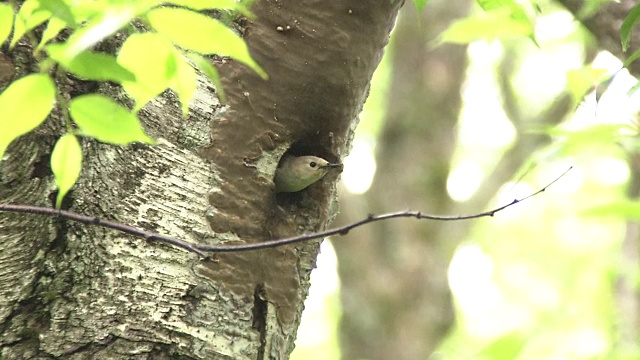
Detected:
left=335, top=2, right=469, bottom=358
left=0, top=1, right=404, bottom=358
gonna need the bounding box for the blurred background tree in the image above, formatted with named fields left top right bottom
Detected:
left=292, top=0, right=640, bottom=359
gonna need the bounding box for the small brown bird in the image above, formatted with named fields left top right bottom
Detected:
left=274, top=155, right=342, bottom=192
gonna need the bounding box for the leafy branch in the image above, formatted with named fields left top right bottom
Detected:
left=0, top=0, right=265, bottom=208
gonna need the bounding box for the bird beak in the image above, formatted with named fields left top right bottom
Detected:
left=320, top=163, right=343, bottom=170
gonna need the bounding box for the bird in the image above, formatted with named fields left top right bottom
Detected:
left=274, top=154, right=342, bottom=192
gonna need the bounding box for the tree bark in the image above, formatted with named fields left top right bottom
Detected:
left=0, top=1, right=403, bottom=358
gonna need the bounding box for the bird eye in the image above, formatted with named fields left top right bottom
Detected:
left=309, top=161, right=317, bottom=168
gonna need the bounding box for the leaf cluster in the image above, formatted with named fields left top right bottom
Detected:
left=413, top=0, right=640, bottom=98
left=0, top=0, right=265, bottom=208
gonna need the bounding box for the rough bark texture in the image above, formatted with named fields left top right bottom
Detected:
left=0, top=1, right=403, bottom=359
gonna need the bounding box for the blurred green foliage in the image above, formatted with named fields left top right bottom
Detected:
left=296, top=0, right=640, bottom=359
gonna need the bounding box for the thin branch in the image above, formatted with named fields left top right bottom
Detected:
left=0, top=204, right=209, bottom=258
left=197, top=166, right=572, bottom=252
left=0, top=167, right=572, bottom=257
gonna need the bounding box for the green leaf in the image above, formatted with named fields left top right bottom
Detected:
left=60, top=1, right=157, bottom=61
left=47, top=44, right=135, bottom=83
left=36, top=17, right=68, bottom=52
left=117, top=33, right=176, bottom=109
left=627, top=80, right=640, bottom=97
left=565, top=67, right=608, bottom=104
left=621, top=3, right=640, bottom=52
left=0, top=74, right=56, bottom=160
left=146, top=7, right=267, bottom=78
left=478, top=332, right=526, bottom=359
left=170, top=51, right=197, bottom=116
left=477, top=0, right=511, bottom=10
left=11, top=0, right=52, bottom=49
left=547, top=123, right=633, bottom=140
left=57, top=0, right=112, bottom=25
left=583, top=201, right=640, bottom=220
left=476, top=0, right=535, bottom=13
left=0, top=3, right=14, bottom=45
left=623, top=48, right=640, bottom=68
left=577, top=0, right=613, bottom=19
left=412, top=0, right=430, bottom=11
left=435, top=7, right=533, bottom=45
left=35, top=0, right=77, bottom=27
left=69, top=94, right=155, bottom=145
left=51, top=133, right=82, bottom=209
left=547, top=124, right=635, bottom=155
left=188, top=53, right=226, bottom=103
left=164, top=0, right=253, bottom=17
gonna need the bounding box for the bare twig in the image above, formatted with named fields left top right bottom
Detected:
left=0, top=167, right=572, bottom=257
left=0, top=204, right=209, bottom=258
